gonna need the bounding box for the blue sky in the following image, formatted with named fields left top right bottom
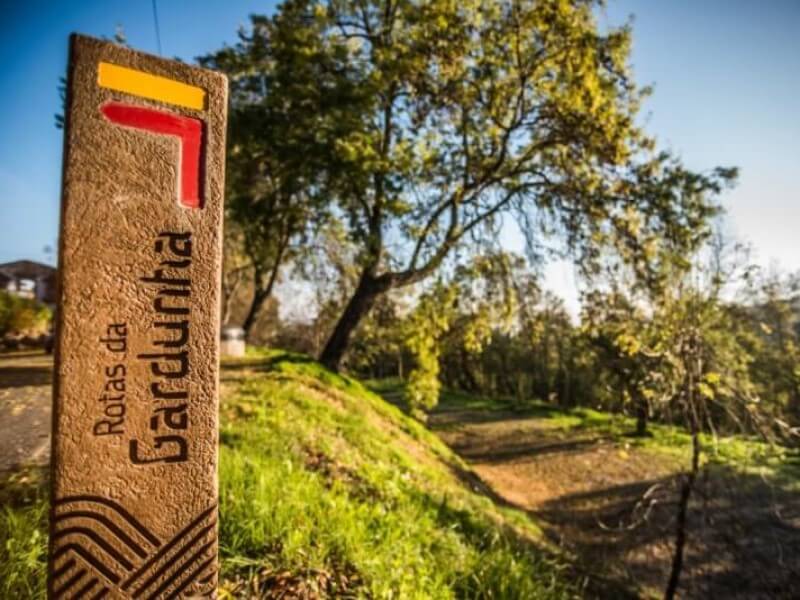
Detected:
left=605, top=0, right=799, bottom=267
left=1, top=1, right=798, bottom=309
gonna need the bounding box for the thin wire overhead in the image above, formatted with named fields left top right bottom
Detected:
left=152, top=0, right=163, bottom=56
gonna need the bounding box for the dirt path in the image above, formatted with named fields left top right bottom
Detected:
left=0, top=351, right=53, bottom=472
left=430, top=407, right=800, bottom=599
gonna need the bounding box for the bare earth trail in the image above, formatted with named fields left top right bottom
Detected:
left=0, top=352, right=52, bottom=472
left=429, top=406, right=800, bottom=599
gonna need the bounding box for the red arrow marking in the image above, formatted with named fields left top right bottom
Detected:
left=101, top=102, right=204, bottom=209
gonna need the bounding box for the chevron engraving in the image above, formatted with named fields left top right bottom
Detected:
left=50, top=496, right=217, bottom=599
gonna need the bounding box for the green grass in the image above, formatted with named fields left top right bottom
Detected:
left=432, top=387, right=800, bottom=488
left=367, top=379, right=532, bottom=414
left=370, top=380, right=799, bottom=494
left=218, top=351, right=576, bottom=597
left=1, top=351, right=578, bottom=598
left=0, top=469, right=48, bottom=599
left=554, top=406, right=799, bottom=481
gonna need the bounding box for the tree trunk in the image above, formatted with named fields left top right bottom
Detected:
left=665, top=427, right=700, bottom=599
left=242, top=288, right=269, bottom=340
left=459, top=348, right=479, bottom=392
left=665, top=360, right=701, bottom=600
left=320, top=271, right=385, bottom=371
left=242, top=259, right=282, bottom=341
left=635, top=397, right=649, bottom=436
left=560, top=366, right=571, bottom=408
left=789, top=385, right=800, bottom=422
left=221, top=274, right=240, bottom=327
left=221, top=289, right=236, bottom=327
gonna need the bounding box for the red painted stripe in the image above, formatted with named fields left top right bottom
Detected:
left=101, top=102, right=204, bottom=209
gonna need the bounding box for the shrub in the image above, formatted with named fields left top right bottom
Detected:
left=0, top=291, right=52, bottom=338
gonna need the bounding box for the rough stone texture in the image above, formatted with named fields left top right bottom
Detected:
left=49, top=35, right=227, bottom=598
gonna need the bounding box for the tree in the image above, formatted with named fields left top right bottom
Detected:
left=201, top=4, right=354, bottom=338
left=639, top=232, right=783, bottom=600
left=264, top=0, right=724, bottom=370
left=0, top=292, right=52, bottom=338
left=520, top=290, right=579, bottom=406
left=403, top=280, right=457, bottom=417
left=656, top=283, right=761, bottom=600
left=378, top=252, right=521, bottom=415
left=346, top=292, right=408, bottom=378
left=293, top=221, right=363, bottom=357
left=739, top=269, right=800, bottom=423
left=437, top=253, right=521, bottom=397
left=220, top=220, right=252, bottom=327
left=583, top=289, right=661, bottom=435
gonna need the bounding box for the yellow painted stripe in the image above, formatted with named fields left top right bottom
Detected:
left=98, top=62, right=206, bottom=111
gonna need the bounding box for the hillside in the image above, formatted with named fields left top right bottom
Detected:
left=371, top=381, right=800, bottom=599
left=5, top=350, right=797, bottom=598
left=1, top=351, right=581, bottom=598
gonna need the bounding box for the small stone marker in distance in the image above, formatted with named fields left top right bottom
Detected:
left=49, top=35, right=227, bottom=599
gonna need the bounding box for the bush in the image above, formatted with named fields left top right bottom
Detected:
left=0, top=291, right=52, bottom=339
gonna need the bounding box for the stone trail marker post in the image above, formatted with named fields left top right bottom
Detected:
left=49, top=35, right=227, bottom=598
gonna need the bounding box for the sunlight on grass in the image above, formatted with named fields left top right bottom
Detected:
left=432, top=385, right=800, bottom=486
left=1, top=351, right=577, bottom=598
left=0, top=469, right=48, bottom=599
left=218, top=351, right=576, bottom=598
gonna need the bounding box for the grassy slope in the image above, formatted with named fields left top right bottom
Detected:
left=0, top=351, right=578, bottom=598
